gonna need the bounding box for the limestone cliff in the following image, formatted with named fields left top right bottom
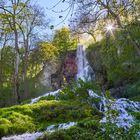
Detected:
left=39, top=59, right=62, bottom=90
left=39, top=50, right=77, bottom=90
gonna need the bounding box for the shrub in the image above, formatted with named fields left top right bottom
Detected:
left=38, top=126, right=95, bottom=140
left=58, top=80, right=101, bottom=101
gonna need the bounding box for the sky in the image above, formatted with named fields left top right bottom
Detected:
left=38, top=0, right=72, bottom=29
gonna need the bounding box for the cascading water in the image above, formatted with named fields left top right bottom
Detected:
left=2, top=45, right=140, bottom=139
left=30, top=45, right=95, bottom=104
left=30, top=89, right=61, bottom=104
left=77, top=45, right=139, bottom=130
left=88, top=90, right=140, bottom=131
left=100, top=98, right=140, bottom=129
left=2, top=122, right=76, bottom=140
left=76, top=45, right=95, bottom=81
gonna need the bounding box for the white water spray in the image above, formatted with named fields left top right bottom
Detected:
left=88, top=90, right=140, bottom=130
left=3, top=45, right=140, bottom=139
left=2, top=122, right=76, bottom=140
left=76, top=45, right=95, bottom=81
left=30, top=89, right=61, bottom=104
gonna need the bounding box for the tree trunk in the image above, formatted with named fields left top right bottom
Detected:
left=14, top=31, right=21, bottom=104
left=23, top=38, right=29, bottom=99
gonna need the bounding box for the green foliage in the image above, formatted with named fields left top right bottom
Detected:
left=38, top=126, right=95, bottom=140
left=78, top=117, right=100, bottom=130
left=35, top=42, right=58, bottom=63
left=28, top=42, right=58, bottom=78
left=87, top=23, right=140, bottom=91
left=0, top=112, right=36, bottom=137
left=38, top=118, right=101, bottom=140
left=0, top=100, right=97, bottom=137
left=95, top=123, right=140, bottom=140
left=130, top=112, right=140, bottom=120
left=58, top=80, right=101, bottom=101
left=57, top=80, right=103, bottom=116
left=122, top=80, right=140, bottom=99
left=39, top=95, right=56, bottom=101
left=39, top=118, right=140, bottom=140
left=0, top=46, right=15, bottom=107
left=0, top=43, right=57, bottom=107
left=0, top=77, right=48, bottom=107
left=19, top=78, right=49, bottom=101
left=53, top=27, right=77, bottom=56
left=39, top=130, right=72, bottom=140
left=0, top=46, right=15, bottom=87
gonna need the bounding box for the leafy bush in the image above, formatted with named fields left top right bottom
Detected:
left=78, top=118, right=100, bottom=131
left=58, top=80, right=101, bottom=101
left=130, top=111, right=140, bottom=120
left=38, top=130, right=71, bottom=140
left=39, top=118, right=140, bottom=140
left=122, top=80, right=140, bottom=99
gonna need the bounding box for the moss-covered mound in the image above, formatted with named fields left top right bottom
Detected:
left=0, top=99, right=102, bottom=137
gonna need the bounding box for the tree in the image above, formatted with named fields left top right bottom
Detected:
left=53, top=27, right=77, bottom=56
left=16, top=3, right=49, bottom=97
left=0, top=0, right=31, bottom=103
left=56, top=0, right=139, bottom=55
left=0, top=0, right=50, bottom=103
left=33, top=42, right=58, bottom=63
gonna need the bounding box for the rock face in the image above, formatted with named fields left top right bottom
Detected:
left=39, top=59, right=62, bottom=90
left=62, top=51, right=77, bottom=83
left=39, top=50, right=77, bottom=90
left=87, top=45, right=107, bottom=85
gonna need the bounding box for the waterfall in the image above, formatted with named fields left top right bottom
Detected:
left=29, top=45, right=140, bottom=132
left=30, top=45, right=95, bottom=104
left=76, top=45, right=95, bottom=82
left=3, top=45, right=140, bottom=140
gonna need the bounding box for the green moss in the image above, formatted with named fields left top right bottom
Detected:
left=122, top=80, right=140, bottom=99
left=39, top=95, right=56, bottom=101
left=38, top=130, right=71, bottom=140
left=38, top=113, right=140, bottom=140
left=0, top=100, right=101, bottom=137
left=38, top=126, right=96, bottom=140
left=38, top=118, right=103, bottom=140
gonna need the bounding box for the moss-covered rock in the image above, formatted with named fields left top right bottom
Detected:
left=0, top=100, right=101, bottom=137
